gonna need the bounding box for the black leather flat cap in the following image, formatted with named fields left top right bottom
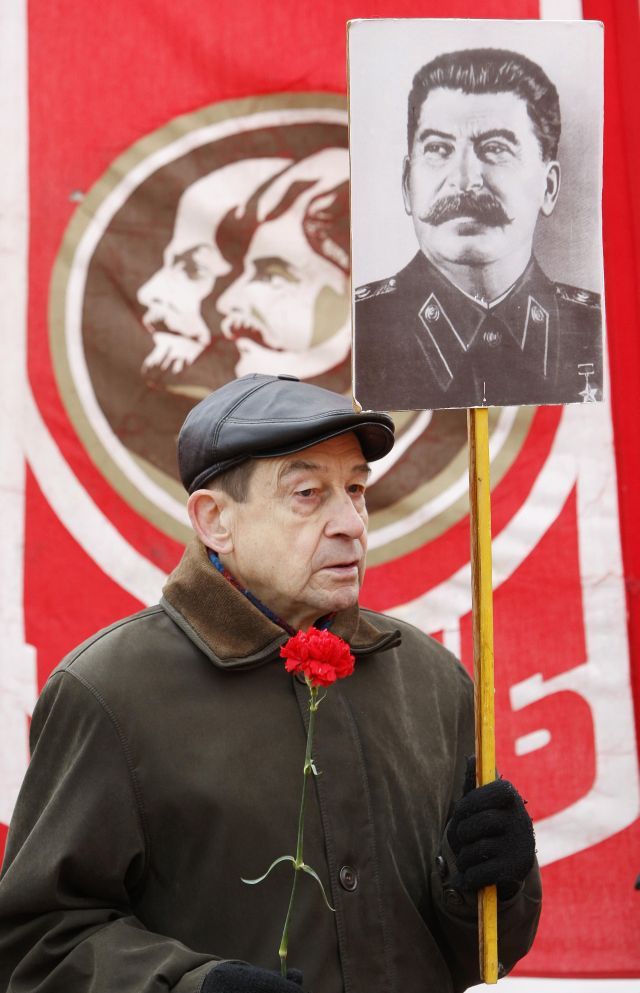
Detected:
left=178, top=374, right=395, bottom=493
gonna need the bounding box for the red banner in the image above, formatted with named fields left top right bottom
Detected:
left=1, top=0, right=639, bottom=982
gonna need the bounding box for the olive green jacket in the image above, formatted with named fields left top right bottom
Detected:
left=0, top=539, right=541, bottom=993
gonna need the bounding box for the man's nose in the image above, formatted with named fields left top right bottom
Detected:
left=324, top=492, right=367, bottom=540
left=216, top=272, right=246, bottom=316
left=446, top=145, right=483, bottom=193
left=137, top=270, right=167, bottom=309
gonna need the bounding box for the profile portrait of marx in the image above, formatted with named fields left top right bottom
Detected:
left=353, top=48, right=603, bottom=410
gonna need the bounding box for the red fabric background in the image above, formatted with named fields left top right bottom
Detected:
left=583, top=0, right=640, bottom=764
left=18, top=0, right=640, bottom=977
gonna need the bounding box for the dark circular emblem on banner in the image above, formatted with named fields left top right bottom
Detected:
left=50, top=93, right=533, bottom=564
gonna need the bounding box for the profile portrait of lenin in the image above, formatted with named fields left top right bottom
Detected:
left=354, top=48, right=603, bottom=410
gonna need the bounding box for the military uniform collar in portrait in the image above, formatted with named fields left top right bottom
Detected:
left=354, top=252, right=603, bottom=411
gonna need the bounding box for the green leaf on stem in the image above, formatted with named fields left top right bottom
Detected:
left=301, top=863, right=335, bottom=912
left=242, top=855, right=296, bottom=885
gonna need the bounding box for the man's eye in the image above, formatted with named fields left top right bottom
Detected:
left=422, top=142, right=453, bottom=160
left=187, top=265, right=209, bottom=280
left=479, top=142, right=513, bottom=162
left=296, top=488, right=316, bottom=498
left=348, top=484, right=366, bottom=497
left=174, top=258, right=209, bottom=281
left=254, top=270, right=284, bottom=285
left=252, top=260, right=299, bottom=285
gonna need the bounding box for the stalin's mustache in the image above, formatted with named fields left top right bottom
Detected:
left=422, top=190, right=512, bottom=228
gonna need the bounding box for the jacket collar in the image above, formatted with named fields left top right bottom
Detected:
left=399, top=251, right=554, bottom=327
left=397, top=252, right=556, bottom=388
left=160, top=538, right=400, bottom=670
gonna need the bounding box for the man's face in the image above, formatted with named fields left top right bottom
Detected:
left=402, top=88, right=560, bottom=269
left=138, top=241, right=230, bottom=346
left=136, top=158, right=291, bottom=374
left=216, top=208, right=349, bottom=372
left=220, top=434, right=370, bottom=630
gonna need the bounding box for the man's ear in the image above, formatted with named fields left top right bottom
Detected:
left=187, top=489, right=234, bottom=555
left=402, top=155, right=413, bottom=216
left=540, top=161, right=561, bottom=217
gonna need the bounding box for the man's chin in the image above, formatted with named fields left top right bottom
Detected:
left=423, top=235, right=501, bottom=268
left=313, top=574, right=361, bottom=605
left=327, top=580, right=362, bottom=611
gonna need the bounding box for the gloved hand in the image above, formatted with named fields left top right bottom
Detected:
left=202, top=961, right=305, bottom=993
left=446, top=756, right=535, bottom=900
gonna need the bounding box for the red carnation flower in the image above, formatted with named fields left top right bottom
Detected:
left=248, top=627, right=352, bottom=970
left=280, top=628, right=355, bottom=688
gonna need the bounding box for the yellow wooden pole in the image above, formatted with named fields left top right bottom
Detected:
left=467, top=407, right=499, bottom=984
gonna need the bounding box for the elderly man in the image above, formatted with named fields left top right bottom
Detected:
left=0, top=375, right=540, bottom=993
left=354, top=48, right=603, bottom=410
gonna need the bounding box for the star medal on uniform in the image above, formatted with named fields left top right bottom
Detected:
left=578, top=362, right=598, bottom=402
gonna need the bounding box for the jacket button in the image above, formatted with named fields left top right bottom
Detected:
left=531, top=304, right=545, bottom=323
left=339, top=865, right=358, bottom=891
left=482, top=328, right=501, bottom=347
left=424, top=303, right=440, bottom=322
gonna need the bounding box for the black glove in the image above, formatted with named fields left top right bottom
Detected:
left=446, top=756, right=535, bottom=900
left=202, top=961, right=304, bottom=993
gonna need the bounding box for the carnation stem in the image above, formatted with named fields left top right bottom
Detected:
left=279, top=682, right=318, bottom=977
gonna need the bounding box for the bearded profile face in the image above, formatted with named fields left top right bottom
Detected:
left=136, top=148, right=351, bottom=382
left=136, top=157, right=291, bottom=375
left=214, top=148, right=350, bottom=380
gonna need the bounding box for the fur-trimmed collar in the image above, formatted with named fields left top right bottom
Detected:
left=160, top=538, right=400, bottom=670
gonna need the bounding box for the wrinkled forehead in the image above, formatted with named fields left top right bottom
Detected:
left=254, top=432, right=369, bottom=488
left=415, top=87, right=538, bottom=144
